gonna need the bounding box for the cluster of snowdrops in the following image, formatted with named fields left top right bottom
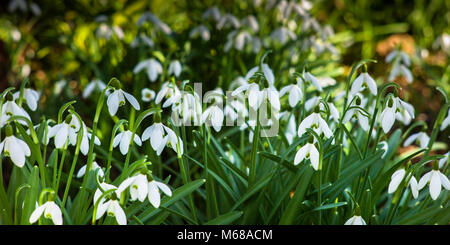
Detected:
left=1, top=2, right=449, bottom=226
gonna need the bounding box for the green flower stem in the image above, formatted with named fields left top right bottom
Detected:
left=76, top=80, right=111, bottom=224
left=61, top=114, right=84, bottom=208
left=249, top=110, right=261, bottom=187
left=176, top=129, right=198, bottom=223
left=204, top=125, right=219, bottom=219
left=55, top=140, right=69, bottom=193
left=318, top=139, right=324, bottom=225
left=424, top=103, right=449, bottom=158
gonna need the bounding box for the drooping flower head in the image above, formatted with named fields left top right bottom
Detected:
left=0, top=124, right=31, bottom=168
left=106, top=80, right=140, bottom=116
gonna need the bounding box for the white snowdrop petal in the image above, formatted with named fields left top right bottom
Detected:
left=113, top=201, right=127, bottom=225
left=294, top=145, right=308, bottom=166
left=9, top=138, right=25, bottom=167
left=117, top=176, right=136, bottom=195
left=409, top=177, right=419, bottom=199
left=388, top=169, right=405, bottom=194
left=439, top=173, right=450, bottom=190
left=262, top=64, right=275, bottom=85
left=344, top=216, right=355, bottom=225
left=381, top=108, right=395, bottom=133
left=429, top=172, right=441, bottom=200
left=148, top=181, right=161, bottom=208
left=350, top=74, right=364, bottom=95
left=107, top=91, right=120, bottom=116
left=119, top=133, right=131, bottom=155
left=155, top=181, right=172, bottom=197
left=150, top=124, right=164, bottom=152
left=418, top=172, right=431, bottom=190
left=29, top=204, right=46, bottom=224
left=123, top=91, right=141, bottom=110
left=54, top=125, right=69, bottom=149
left=82, top=82, right=96, bottom=98
left=76, top=165, right=87, bottom=178
left=96, top=201, right=109, bottom=220
left=155, top=136, right=168, bottom=156
left=133, top=134, right=142, bottom=146
left=49, top=203, right=63, bottom=225
left=141, top=125, right=154, bottom=141
left=309, top=145, right=320, bottom=171
left=403, top=133, right=419, bottom=147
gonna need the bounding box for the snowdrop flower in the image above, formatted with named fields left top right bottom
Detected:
left=8, top=0, right=27, bottom=13
left=418, top=164, right=450, bottom=200
left=433, top=33, right=450, bottom=55
left=232, top=64, right=278, bottom=110
left=79, top=121, right=101, bottom=156
left=302, top=71, right=323, bottom=92
left=243, top=64, right=275, bottom=85
left=441, top=109, right=450, bottom=131
left=224, top=30, right=253, bottom=52
left=270, top=27, right=296, bottom=44
left=344, top=208, right=366, bottom=225
left=13, top=88, right=39, bottom=111
left=403, top=132, right=430, bottom=149
left=305, top=95, right=321, bottom=112
left=0, top=124, right=30, bottom=168
left=133, top=58, right=163, bottom=82
left=106, top=81, right=140, bottom=116
left=53, top=79, right=67, bottom=95
left=388, top=168, right=419, bottom=199
left=48, top=115, right=80, bottom=149
left=229, top=76, right=247, bottom=90
left=316, top=76, right=336, bottom=88
left=320, top=100, right=340, bottom=123
left=350, top=67, right=377, bottom=96
left=142, top=122, right=183, bottom=156
left=294, top=137, right=319, bottom=170
left=93, top=179, right=135, bottom=225
left=171, top=92, right=203, bottom=126
left=224, top=98, right=248, bottom=124
left=29, top=200, right=62, bottom=225
left=395, top=97, right=415, bottom=126
left=217, top=14, right=240, bottom=30
left=82, top=79, right=106, bottom=99
left=141, top=88, right=155, bottom=102
left=155, top=81, right=181, bottom=107
left=127, top=172, right=172, bottom=208
left=343, top=95, right=370, bottom=131
left=0, top=93, right=31, bottom=128
left=388, top=63, right=413, bottom=83
left=241, top=15, right=259, bottom=32
left=76, top=161, right=104, bottom=178
left=168, top=60, right=182, bottom=77
left=27, top=123, right=52, bottom=145
left=189, top=25, right=210, bottom=41
left=297, top=108, right=333, bottom=139
left=95, top=23, right=124, bottom=40
left=202, top=105, right=224, bottom=132
left=280, top=79, right=303, bottom=108
left=137, top=12, right=172, bottom=34
left=131, top=33, right=154, bottom=48
left=386, top=49, right=411, bottom=66
left=202, top=6, right=221, bottom=21
left=439, top=152, right=449, bottom=168
left=380, top=96, right=397, bottom=133
left=284, top=115, right=297, bottom=144
left=379, top=141, right=389, bottom=158
left=113, top=130, right=142, bottom=155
